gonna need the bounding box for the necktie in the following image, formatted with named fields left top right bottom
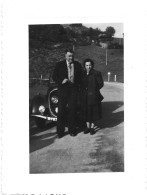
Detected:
left=68, top=63, right=74, bottom=83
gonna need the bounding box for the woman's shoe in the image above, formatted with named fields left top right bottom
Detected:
left=90, top=128, right=95, bottom=135
left=84, top=127, right=90, bottom=134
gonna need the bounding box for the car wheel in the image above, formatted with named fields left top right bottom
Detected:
left=35, top=118, right=46, bottom=128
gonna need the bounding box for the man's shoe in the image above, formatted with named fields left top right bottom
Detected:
left=69, top=130, right=77, bottom=136
left=70, top=132, right=77, bottom=136
left=57, top=132, right=64, bottom=138
left=69, top=128, right=77, bottom=136
left=84, top=127, right=90, bottom=134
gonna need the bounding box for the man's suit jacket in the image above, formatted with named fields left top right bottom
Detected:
left=52, top=60, right=82, bottom=88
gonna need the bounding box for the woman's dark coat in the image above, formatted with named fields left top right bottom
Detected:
left=80, top=69, right=104, bottom=122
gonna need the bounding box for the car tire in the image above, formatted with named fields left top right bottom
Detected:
left=35, top=118, right=46, bottom=128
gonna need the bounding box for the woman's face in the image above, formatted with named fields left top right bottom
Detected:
left=85, top=61, right=92, bottom=73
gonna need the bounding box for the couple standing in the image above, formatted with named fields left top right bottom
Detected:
left=52, top=48, right=104, bottom=138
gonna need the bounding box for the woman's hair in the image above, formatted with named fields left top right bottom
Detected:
left=83, top=58, right=94, bottom=69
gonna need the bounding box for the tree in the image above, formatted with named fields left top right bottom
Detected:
left=70, top=23, right=83, bottom=27
left=105, top=26, right=115, bottom=38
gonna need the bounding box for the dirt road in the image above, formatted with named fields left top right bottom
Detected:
left=30, top=82, right=124, bottom=173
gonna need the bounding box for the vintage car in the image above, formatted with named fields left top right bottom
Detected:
left=30, top=68, right=59, bottom=127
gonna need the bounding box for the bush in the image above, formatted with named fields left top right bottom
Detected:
left=108, top=43, right=123, bottom=49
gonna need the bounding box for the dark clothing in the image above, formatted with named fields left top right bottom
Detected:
left=86, top=104, right=102, bottom=123
left=52, top=60, right=82, bottom=87
left=57, top=85, right=78, bottom=134
left=80, top=69, right=104, bottom=123
left=81, top=69, right=104, bottom=105
left=52, top=60, right=82, bottom=135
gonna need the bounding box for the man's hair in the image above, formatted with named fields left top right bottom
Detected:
left=65, top=48, right=74, bottom=54
left=83, top=58, right=94, bottom=68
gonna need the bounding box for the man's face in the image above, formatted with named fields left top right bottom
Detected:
left=65, top=52, right=74, bottom=64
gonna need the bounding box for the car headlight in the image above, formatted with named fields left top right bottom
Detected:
left=51, top=96, right=58, bottom=104
left=39, top=105, right=45, bottom=114
left=55, top=107, right=58, bottom=113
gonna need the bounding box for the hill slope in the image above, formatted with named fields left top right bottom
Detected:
left=75, top=45, right=123, bottom=82
left=29, top=45, right=123, bottom=82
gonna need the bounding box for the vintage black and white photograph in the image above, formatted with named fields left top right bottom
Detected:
left=29, top=23, right=124, bottom=173
left=2, top=0, right=147, bottom=194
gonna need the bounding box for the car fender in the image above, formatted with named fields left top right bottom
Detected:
left=31, top=93, right=48, bottom=115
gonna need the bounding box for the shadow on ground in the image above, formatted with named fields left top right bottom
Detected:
left=29, top=101, right=124, bottom=153
left=29, top=121, right=57, bottom=153
left=30, top=121, right=55, bottom=136
left=84, top=101, right=124, bottom=172
left=96, top=101, right=124, bottom=129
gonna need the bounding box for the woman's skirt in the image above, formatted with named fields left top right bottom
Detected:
left=86, top=103, right=102, bottom=123
left=80, top=91, right=102, bottom=124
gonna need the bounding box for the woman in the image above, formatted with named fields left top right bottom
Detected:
left=80, top=58, right=104, bottom=135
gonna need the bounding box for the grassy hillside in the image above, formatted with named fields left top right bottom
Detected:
left=75, top=45, right=124, bottom=82
left=29, top=45, right=123, bottom=83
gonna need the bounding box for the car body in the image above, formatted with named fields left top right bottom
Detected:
left=30, top=68, right=59, bottom=127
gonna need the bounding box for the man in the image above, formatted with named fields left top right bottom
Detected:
left=52, top=49, right=82, bottom=138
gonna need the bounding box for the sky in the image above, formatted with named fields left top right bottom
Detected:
left=83, top=23, right=123, bottom=38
